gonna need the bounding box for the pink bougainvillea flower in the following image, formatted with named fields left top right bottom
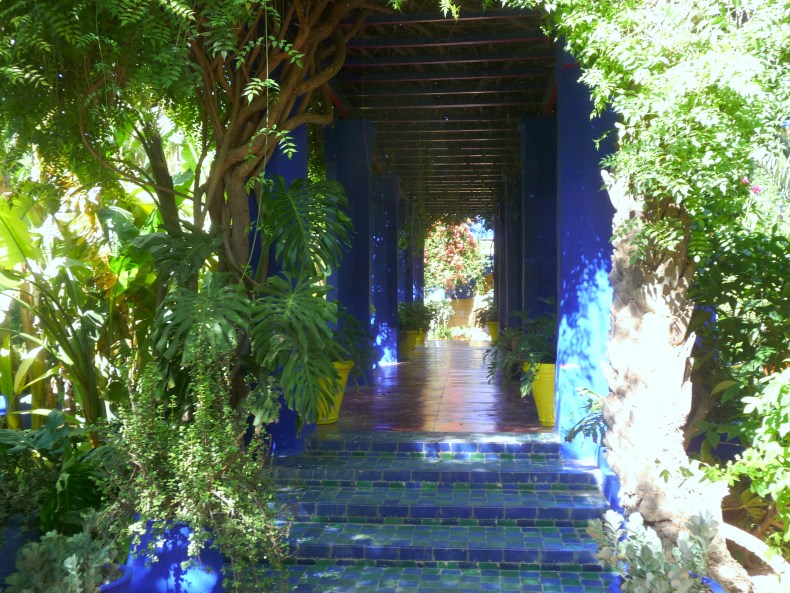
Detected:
left=750, top=185, right=762, bottom=195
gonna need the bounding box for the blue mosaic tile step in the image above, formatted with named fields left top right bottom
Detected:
left=273, top=456, right=598, bottom=489
left=268, top=566, right=615, bottom=592
left=306, top=431, right=561, bottom=460
left=280, top=486, right=608, bottom=526
left=288, top=522, right=600, bottom=570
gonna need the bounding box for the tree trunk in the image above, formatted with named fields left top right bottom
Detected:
left=602, top=172, right=754, bottom=593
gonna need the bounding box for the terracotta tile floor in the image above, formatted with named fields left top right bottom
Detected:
left=320, top=340, right=547, bottom=435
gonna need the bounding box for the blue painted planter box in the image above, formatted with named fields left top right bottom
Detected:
left=127, top=523, right=224, bottom=593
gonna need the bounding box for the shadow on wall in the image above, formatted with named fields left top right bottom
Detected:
left=557, top=251, right=612, bottom=461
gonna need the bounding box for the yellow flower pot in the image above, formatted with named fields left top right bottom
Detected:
left=486, top=321, right=499, bottom=341
left=317, top=360, right=354, bottom=425
left=398, top=330, right=419, bottom=361
left=522, top=362, right=556, bottom=427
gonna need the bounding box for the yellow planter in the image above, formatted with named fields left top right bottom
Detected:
left=486, top=321, right=499, bottom=340
left=317, top=360, right=354, bottom=425
left=415, top=330, right=426, bottom=346
left=522, top=362, right=556, bottom=427
left=398, top=330, right=419, bottom=361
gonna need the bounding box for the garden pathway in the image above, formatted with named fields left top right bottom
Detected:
left=271, top=340, right=614, bottom=592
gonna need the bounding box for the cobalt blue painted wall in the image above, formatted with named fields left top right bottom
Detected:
left=520, top=117, right=557, bottom=319
left=372, top=175, right=400, bottom=365
left=325, top=120, right=374, bottom=330
left=555, top=54, right=616, bottom=471
left=259, top=126, right=313, bottom=454
left=504, top=175, right=523, bottom=325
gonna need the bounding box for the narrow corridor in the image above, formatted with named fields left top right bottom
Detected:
left=322, top=340, right=546, bottom=434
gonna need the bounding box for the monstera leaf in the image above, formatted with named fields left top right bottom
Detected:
left=260, top=176, right=352, bottom=277
left=152, top=272, right=250, bottom=367
left=250, top=272, right=339, bottom=422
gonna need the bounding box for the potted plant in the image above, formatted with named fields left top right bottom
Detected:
left=588, top=509, right=725, bottom=593
left=485, top=311, right=557, bottom=427
left=108, top=336, right=288, bottom=593
left=474, top=292, right=499, bottom=340
left=317, top=309, right=375, bottom=425
left=397, top=300, right=434, bottom=359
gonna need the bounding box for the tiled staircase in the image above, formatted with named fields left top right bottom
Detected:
left=272, top=431, right=614, bottom=592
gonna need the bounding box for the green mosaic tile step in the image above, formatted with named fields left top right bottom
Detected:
left=273, top=455, right=598, bottom=488
left=268, top=566, right=615, bottom=592
left=305, top=431, right=562, bottom=460
left=289, top=522, right=600, bottom=569
left=280, top=485, right=608, bottom=526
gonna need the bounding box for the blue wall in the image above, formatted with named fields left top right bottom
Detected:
left=372, top=175, right=400, bottom=365
left=555, top=53, right=616, bottom=475
left=325, top=120, right=375, bottom=329
left=521, top=117, right=557, bottom=319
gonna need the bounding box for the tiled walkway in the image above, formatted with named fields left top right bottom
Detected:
left=271, top=341, right=613, bottom=592
left=321, top=340, right=546, bottom=434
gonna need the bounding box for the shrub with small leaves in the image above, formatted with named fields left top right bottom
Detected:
left=5, top=530, right=115, bottom=593
left=587, top=510, right=718, bottom=593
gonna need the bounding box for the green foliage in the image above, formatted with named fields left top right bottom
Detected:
left=564, top=388, right=607, bottom=444
left=709, top=368, right=790, bottom=555
left=588, top=510, right=718, bottom=593
left=484, top=310, right=557, bottom=396
left=251, top=273, right=339, bottom=424
left=113, top=342, right=287, bottom=592
left=398, top=300, right=437, bottom=332
left=5, top=530, right=117, bottom=593
left=0, top=410, right=105, bottom=536
left=333, top=308, right=375, bottom=385
left=473, top=290, right=498, bottom=327
left=424, top=220, right=486, bottom=292
left=259, top=176, right=352, bottom=278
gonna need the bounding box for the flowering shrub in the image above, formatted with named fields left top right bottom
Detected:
left=424, top=220, right=486, bottom=292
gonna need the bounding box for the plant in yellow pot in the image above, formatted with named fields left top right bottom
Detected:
left=318, top=310, right=375, bottom=424
left=485, top=310, right=557, bottom=428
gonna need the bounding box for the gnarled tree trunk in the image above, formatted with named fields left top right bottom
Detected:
left=603, top=172, right=753, bottom=593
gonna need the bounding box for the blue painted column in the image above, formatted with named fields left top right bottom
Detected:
left=371, top=175, right=400, bottom=365
left=398, top=196, right=411, bottom=303
left=325, top=120, right=374, bottom=334
left=259, top=126, right=311, bottom=453
left=520, top=117, right=557, bottom=319
left=503, top=175, right=523, bottom=325
left=495, top=198, right=507, bottom=327
left=555, top=50, right=616, bottom=470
